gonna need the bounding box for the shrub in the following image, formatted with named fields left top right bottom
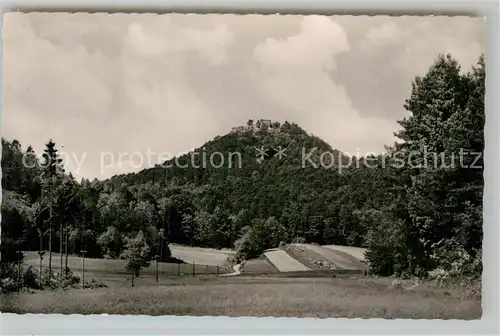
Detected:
left=1, top=262, right=24, bottom=293
left=292, top=237, right=306, bottom=244
left=234, top=227, right=264, bottom=261
left=364, top=246, right=395, bottom=276
left=85, top=279, right=108, bottom=289
left=23, top=266, right=41, bottom=289
left=1, top=277, right=17, bottom=293
left=429, top=243, right=482, bottom=281
left=120, top=231, right=151, bottom=277
left=0, top=263, right=87, bottom=293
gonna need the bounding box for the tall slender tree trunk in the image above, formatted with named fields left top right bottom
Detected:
left=160, top=235, right=164, bottom=262
left=167, top=207, right=171, bottom=246
left=65, top=222, right=69, bottom=275
left=39, top=230, right=43, bottom=253
left=48, top=178, right=53, bottom=281
left=163, top=209, right=167, bottom=261
left=39, top=230, right=43, bottom=286
left=60, top=222, right=63, bottom=278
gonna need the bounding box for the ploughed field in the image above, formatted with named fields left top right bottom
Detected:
left=263, top=249, right=311, bottom=272
left=246, top=244, right=366, bottom=274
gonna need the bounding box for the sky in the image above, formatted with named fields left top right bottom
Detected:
left=2, top=13, right=485, bottom=180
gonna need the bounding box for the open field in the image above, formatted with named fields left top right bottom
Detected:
left=21, top=243, right=368, bottom=287
left=241, top=258, right=279, bottom=274
left=285, top=244, right=338, bottom=271
left=237, top=244, right=369, bottom=274
left=21, top=244, right=367, bottom=289
left=264, top=249, right=310, bottom=272
left=23, top=244, right=234, bottom=270
left=295, top=244, right=366, bottom=270
left=10, top=248, right=480, bottom=319
left=2, top=276, right=481, bottom=319
left=22, top=251, right=230, bottom=288
left=169, top=244, right=235, bottom=266
left=24, top=245, right=234, bottom=272
left=24, top=251, right=128, bottom=273
left=322, top=245, right=367, bottom=262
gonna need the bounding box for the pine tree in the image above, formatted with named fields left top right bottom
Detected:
left=41, top=140, right=65, bottom=280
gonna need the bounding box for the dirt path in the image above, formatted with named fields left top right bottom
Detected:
left=219, top=264, right=241, bottom=277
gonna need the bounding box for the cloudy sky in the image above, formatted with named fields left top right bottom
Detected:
left=2, top=13, right=484, bottom=180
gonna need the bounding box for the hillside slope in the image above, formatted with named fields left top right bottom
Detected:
left=1, top=120, right=395, bottom=268
left=102, top=121, right=388, bottom=259
left=2, top=121, right=392, bottom=264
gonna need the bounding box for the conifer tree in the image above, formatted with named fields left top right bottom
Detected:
left=41, top=140, right=65, bottom=280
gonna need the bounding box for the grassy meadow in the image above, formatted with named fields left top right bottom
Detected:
left=2, top=276, right=481, bottom=319
left=4, top=245, right=480, bottom=319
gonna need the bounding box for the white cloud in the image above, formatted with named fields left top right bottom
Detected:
left=2, top=14, right=484, bottom=179
left=2, top=13, right=115, bottom=179
left=365, top=21, right=403, bottom=45
left=125, top=19, right=233, bottom=65
left=254, top=15, right=349, bottom=71
left=362, top=17, right=485, bottom=76
left=2, top=13, right=233, bottom=180
left=253, top=15, right=398, bottom=155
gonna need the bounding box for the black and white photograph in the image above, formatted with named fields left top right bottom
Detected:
left=1, top=13, right=485, bottom=319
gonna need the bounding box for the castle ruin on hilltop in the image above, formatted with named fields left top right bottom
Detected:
left=231, top=119, right=281, bottom=134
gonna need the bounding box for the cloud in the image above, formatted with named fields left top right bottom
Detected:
left=362, top=17, right=485, bottom=76
left=2, top=14, right=484, bottom=179
left=253, top=15, right=399, bottom=155
left=365, top=21, right=403, bottom=45
left=254, top=15, right=349, bottom=71
left=125, top=19, right=233, bottom=65
left=2, top=13, right=233, bottom=180
left=331, top=16, right=485, bottom=121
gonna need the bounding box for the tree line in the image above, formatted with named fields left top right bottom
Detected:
left=1, top=53, right=484, bottom=291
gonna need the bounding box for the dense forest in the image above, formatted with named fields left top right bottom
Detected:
left=1, top=54, right=484, bottom=286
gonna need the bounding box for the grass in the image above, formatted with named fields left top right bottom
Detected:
left=168, top=245, right=235, bottom=266
left=22, top=251, right=230, bottom=288
left=263, top=249, right=310, bottom=272
left=8, top=252, right=481, bottom=319
left=2, top=276, right=481, bottom=319
left=21, top=243, right=363, bottom=284
left=241, top=258, right=279, bottom=274
left=293, top=244, right=366, bottom=270
left=322, top=245, right=367, bottom=262
left=284, top=244, right=337, bottom=271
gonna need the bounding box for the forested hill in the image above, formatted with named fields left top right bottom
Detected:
left=0, top=118, right=397, bottom=265
left=2, top=54, right=484, bottom=278
left=109, top=120, right=348, bottom=189
left=104, top=120, right=386, bottom=252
